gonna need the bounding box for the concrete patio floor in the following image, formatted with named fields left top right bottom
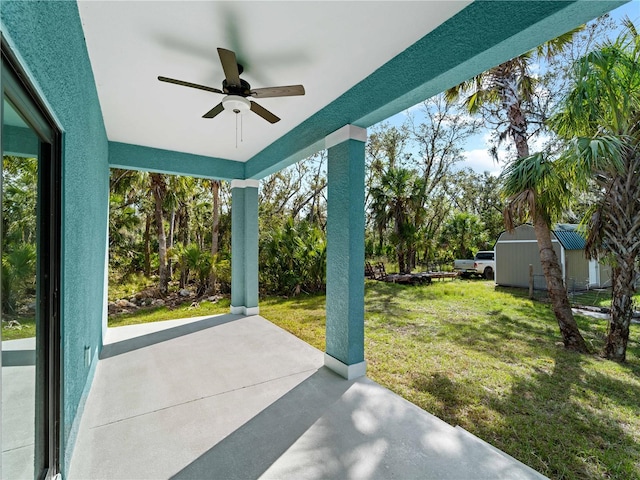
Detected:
left=68, top=314, right=547, bottom=480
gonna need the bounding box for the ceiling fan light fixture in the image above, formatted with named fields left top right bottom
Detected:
left=222, top=95, right=250, bottom=114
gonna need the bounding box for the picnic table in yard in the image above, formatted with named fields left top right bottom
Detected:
left=365, top=262, right=458, bottom=285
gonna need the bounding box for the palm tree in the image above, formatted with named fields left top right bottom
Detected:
left=444, top=29, right=581, bottom=159
left=440, top=212, right=487, bottom=261
left=446, top=29, right=588, bottom=352
left=551, top=19, right=640, bottom=362
left=501, top=153, right=589, bottom=352
left=370, top=167, right=425, bottom=273
left=149, top=172, right=169, bottom=294
left=201, top=178, right=222, bottom=293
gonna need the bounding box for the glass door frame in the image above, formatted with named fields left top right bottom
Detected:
left=1, top=36, right=62, bottom=480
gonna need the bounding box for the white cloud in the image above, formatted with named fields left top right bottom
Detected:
left=458, top=149, right=502, bottom=176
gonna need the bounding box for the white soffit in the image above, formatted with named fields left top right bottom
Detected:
left=78, top=1, right=470, bottom=162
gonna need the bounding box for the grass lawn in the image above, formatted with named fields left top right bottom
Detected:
left=1, top=315, right=35, bottom=341
left=107, top=297, right=230, bottom=328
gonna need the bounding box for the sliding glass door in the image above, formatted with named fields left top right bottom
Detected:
left=1, top=42, right=61, bottom=480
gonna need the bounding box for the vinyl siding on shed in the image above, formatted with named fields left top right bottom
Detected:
left=565, top=249, right=590, bottom=290
left=495, top=225, right=562, bottom=289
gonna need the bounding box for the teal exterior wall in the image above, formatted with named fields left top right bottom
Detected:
left=2, top=1, right=109, bottom=474
left=326, top=139, right=365, bottom=366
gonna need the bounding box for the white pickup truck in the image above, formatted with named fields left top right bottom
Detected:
left=453, top=251, right=495, bottom=279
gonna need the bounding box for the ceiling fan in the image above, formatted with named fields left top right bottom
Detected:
left=158, top=48, right=305, bottom=124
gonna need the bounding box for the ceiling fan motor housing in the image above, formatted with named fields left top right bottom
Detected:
left=222, top=78, right=252, bottom=96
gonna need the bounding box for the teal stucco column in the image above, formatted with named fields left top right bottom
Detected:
left=230, top=179, right=259, bottom=315
left=325, top=125, right=367, bottom=379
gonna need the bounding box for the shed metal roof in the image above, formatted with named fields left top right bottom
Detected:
left=553, top=224, right=586, bottom=251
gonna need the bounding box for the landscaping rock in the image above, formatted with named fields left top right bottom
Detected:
left=116, top=299, right=137, bottom=308
left=179, top=289, right=191, bottom=297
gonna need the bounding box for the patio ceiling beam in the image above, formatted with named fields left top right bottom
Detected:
left=108, top=141, right=244, bottom=180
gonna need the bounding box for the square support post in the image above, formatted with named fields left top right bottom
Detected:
left=325, top=125, right=367, bottom=380
left=230, top=179, right=259, bottom=315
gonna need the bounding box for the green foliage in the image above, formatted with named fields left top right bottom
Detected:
left=108, top=169, right=232, bottom=294
left=2, top=243, right=36, bottom=314
left=370, top=166, right=426, bottom=273
left=439, top=212, right=487, bottom=260
left=259, top=218, right=326, bottom=295
left=550, top=19, right=640, bottom=361
left=175, top=243, right=212, bottom=295
left=2, top=156, right=37, bottom=246
left=500, top=152, right=573, bottom=229
left=2, top=155, right=38, bottom=315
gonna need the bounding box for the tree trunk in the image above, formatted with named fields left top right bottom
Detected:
left=168, top=207, right=175, bottom=279
left=397, top=246, right=406, bottom=274
left=498, top=69, right=530, bottom=160
left=150, top=173, right=169, bottom=294
left=143, top=213, right=151, bottom=277
left=596, top=156, right=639, bottom=361
left=209, top=180, right=220, bottom=293
left=533, top=216, right=588, bottom=352
left=603, top=259, right=635, bottom=361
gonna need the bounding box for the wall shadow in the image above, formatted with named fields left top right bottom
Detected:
left=100, top=314, right=242, bottom=359
left=169, top=367, right=354, bottom=480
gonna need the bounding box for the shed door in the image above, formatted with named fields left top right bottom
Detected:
left=589, top=259, right=600, bottom=288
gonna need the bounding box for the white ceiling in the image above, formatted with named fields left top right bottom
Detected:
left=78, top=1, right=470, bottom=163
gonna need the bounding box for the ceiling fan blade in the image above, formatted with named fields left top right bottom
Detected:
left=217, top=48, right=241, bottom=87
left=250, top=101, right=280, bottom=124
left=158, top=76, right=223, bottom=94
left=202, top=103, right=225, bottom=119
left=250, top=85, right=305, bottom=98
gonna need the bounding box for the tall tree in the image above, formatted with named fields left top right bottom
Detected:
left=440, top=212, right=487, bottom=261
left=370, top=167, right=425, bottom=273
left=552, top=19, right=640, bottom=361
left=501, top=154, right=589, bottom=352
left=446, top=29, right=588, bottom=351
left=149, top=173, right=169, bottom=294
left=444, top=28, right=582, bottom=160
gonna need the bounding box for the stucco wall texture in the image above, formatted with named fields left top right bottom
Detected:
left=2, top=0, right=109, bottom=473
left=326, top=139, right=365, bottom=366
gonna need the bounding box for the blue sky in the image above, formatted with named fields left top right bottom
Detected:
left=380, top=1, right=638, bottom=176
